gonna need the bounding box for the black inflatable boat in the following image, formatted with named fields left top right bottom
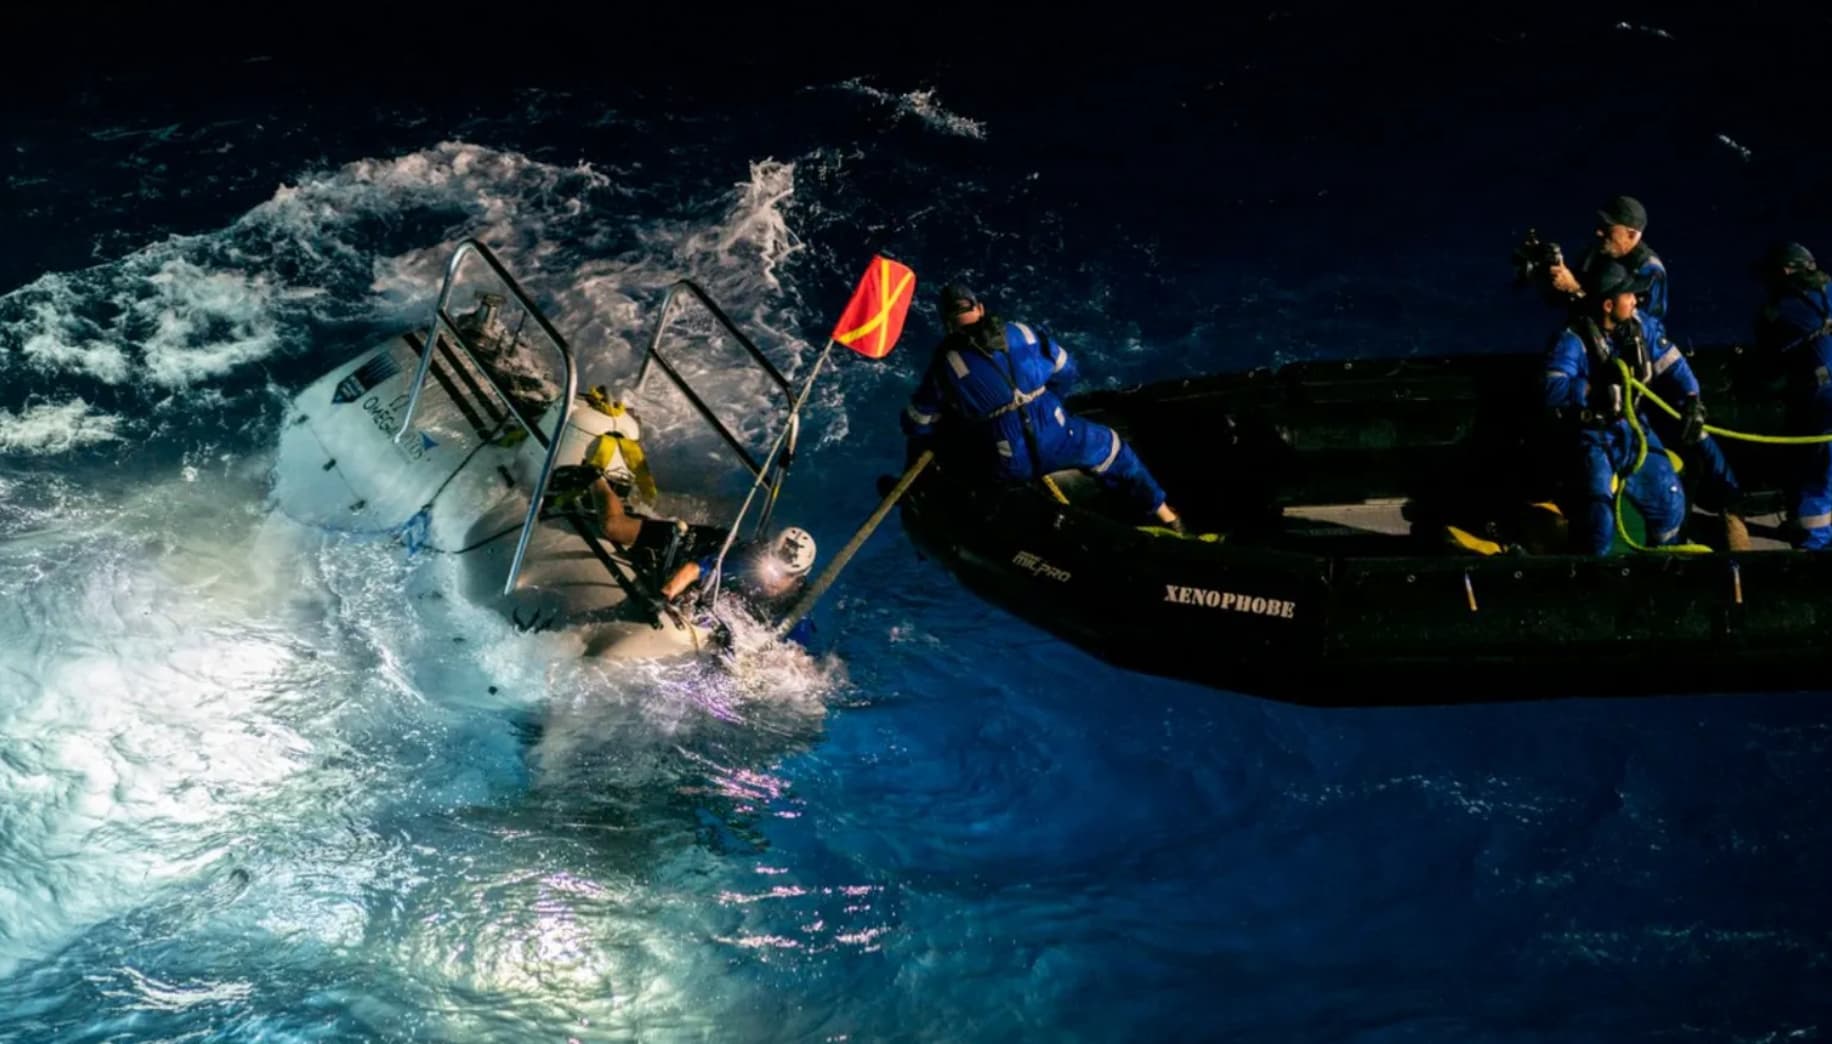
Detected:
left=895, top=344, right=1832, bottom=706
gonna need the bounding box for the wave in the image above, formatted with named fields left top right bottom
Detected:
left=0, top=136, right=853, bottom=1001
left=0, top=140, right=843, bottom=473
left=830, top=80, right=989, bottom=140
left=0, top=400, right=123, bottom=454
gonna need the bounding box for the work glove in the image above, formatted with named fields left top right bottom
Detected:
left=1679, top=396, right=1708, bottom=446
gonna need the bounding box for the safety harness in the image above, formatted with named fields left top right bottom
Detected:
left=1779, top=287, right=1832, bottom=387
left=943, top=319, right=1051, bottom=480
left=1569, top=316, right=1634, bottom=426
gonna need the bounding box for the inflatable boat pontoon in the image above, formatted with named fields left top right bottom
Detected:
left=896, top=345, right=1832, bottom=705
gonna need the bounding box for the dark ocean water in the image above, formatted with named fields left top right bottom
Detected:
left=3, top=7, right=1832, bottom=1041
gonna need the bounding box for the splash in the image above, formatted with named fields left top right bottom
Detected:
left=1, top=141, right=621, bottom=400
left=498, top=602, right=845, bottom=791
left=0, top=134, right=857, bottom=1032
left=0, top=465, right=354, bottom=976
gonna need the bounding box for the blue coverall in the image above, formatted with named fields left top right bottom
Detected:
left=1756, top=282, right=1832, bottom=550
left=1544, top=316, right=1688, bottom=554
left=1580, top=244, right=1670, bottom=321
left=901, top=317, right=1168, bottom=519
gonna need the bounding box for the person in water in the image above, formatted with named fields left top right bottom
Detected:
left=901, top=281, right=1185, bottom=531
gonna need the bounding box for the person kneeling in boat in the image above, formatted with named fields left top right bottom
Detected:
left=901, top=281, right=1186, bottom=532
left=658, top=527, right=820, bottom=649
left=1543, top=260, right=1690, bottom=554
left=1753, top=242, right=1832, bottom=550
left=1577, top=257, right=1750, bottom=551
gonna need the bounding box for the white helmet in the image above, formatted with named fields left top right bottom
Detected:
left=770, top=527, right=817, bottom=577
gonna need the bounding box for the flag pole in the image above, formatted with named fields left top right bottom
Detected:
left=703, top=336, right=838, bottom=611
left=772, top=449, right=932, bottom=640
left=701, top=254, right=914, bottom=619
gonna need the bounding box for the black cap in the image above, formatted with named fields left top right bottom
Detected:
left=938, top=282, right=978, bottom=317
left=1758, top=241, right=1818, bottom=276
left=1596, top=195, right=1648, bottom=232
left=1587, top=260, right=1653, bottom=299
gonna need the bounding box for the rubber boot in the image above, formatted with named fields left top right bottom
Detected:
left=1723, top=513, right=1752, bottom=552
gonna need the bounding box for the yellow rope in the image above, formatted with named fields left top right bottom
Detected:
left=1614, top=359, right=1714, bottom=555
left=1626, top=372, right=1832, bottom=445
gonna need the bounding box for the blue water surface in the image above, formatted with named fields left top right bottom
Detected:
left=3, top=8, right=1832, bottom=1041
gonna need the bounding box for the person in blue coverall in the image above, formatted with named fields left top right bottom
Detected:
left=1543, top=260, right=1690, bottom=555
left=1566, top=226, right=1749, bottom=549
left=1753, top=242, right=1832, bottom=550
left=660, top=526, right=819, bottom=648
left=1549, top=194, right=1672, bottom=322
left=901, top=282, right=1185, bottom=531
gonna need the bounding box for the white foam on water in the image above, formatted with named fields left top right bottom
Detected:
left=5, top=248, right=280, bottom=389
left=0, top=462, right=353, bottom=977
left=0, top=399, right=123, bottom=454
left=570, top=157, right=820, bottom=482
left=138, top=260, right=281, bottom=387
left=0, top=137, right=857, bottom=1038
left=832, top=80, right=989, bottom=140
left=357, top=147, right=834, bottom=514
left=422, top=548, right=844, bottom=794
left=3, top=137, right=854, bottom=514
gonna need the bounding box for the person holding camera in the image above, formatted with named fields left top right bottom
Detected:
left=1569, top=225, right=1747, bottom=549
left=1523, top=199, right=1746, bottom=550
left=1546, top=194, right=1671, bottom=322
left=1542, top=261, right=1690, bottom=555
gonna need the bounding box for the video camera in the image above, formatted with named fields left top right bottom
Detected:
left=1511, top=228, right=1565, bottom=288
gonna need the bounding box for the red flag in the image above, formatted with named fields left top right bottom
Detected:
left=831, top=255, right=916, bottom=359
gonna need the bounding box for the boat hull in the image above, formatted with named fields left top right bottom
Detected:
left=273, top=330, right=710, bottom=665
left=896, top=345, right=1832, bottom=705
